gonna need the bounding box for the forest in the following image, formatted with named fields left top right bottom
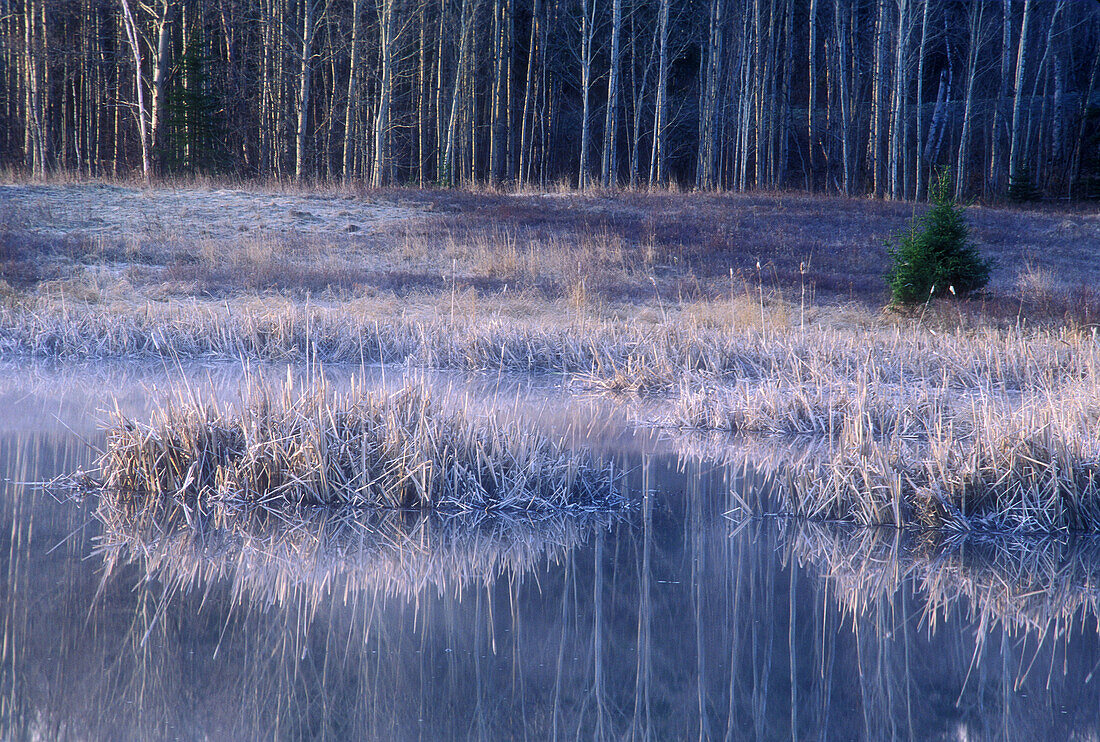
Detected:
left=3, top=0, right=1099, bottom=199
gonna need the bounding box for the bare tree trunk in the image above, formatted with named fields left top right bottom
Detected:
left=1069, top=24, right=1100, bottom=197
left=577, top=0, right=595, bottom=188
left=372, top=0, right=396, bottom=187
left=150, top=0, right=175, bottom=170
left=119, top=0, right=150, bottom=180
left=343, top=0, right=363, bottom=180
left=443, top=0, right=474, bottom=184
left=518, top=0, right=542, bottom=185
left=649, top=0, right=669, bottom=186
left=870, top=0, right=889, bottom=197
left=628, top=3, right=655, bottom=188
left=1007, top=0, right=1034, bottom=191
left=493, top=0, right=513, bottom=183
left=24, top=0, right=47, bottom=176
left=913, top=0, right=930, bottom=199
left=835, top=0, right=852, bottom=195
left=601, top=0, right=623, bottom=187
left=806, top=0, right=819, bottom=190
left=925, top=66, right=949, bottom=170
left=295, top=0, right=321, bottom=180
left=889, top=0, right=909, bottom=199
left=695, top=0, right=723, bottom=189
left=955, top=1, right=983, bottom=198
left=988, top=0, right=1013, bottom=195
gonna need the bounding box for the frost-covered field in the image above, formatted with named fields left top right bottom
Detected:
left=0, top=182, right=428, bottom=240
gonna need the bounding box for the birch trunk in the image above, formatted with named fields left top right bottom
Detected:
left=119, top=0, right=150, bottom=180
left=295, top=0, right=320, bottom=180
left=649, top=0, right=670, bottom=186
left=372, top=0, right=396, bottom=187
left=150, top=0, right=175, bottom=168
left=1007, top=0, right=1034, bottom=190
left=601, top=0, right=623, bottom=187
left=988, top=0, right=1013, bottom=194
left=955, top=1, right=983, bottom=198
left=342, top=0, right=362, bottom=179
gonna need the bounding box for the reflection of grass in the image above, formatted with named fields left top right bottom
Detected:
left=99, top=373, right=622, bottom=511
left=788, top=520, right=1100, bottom=639
left=95, top=495, right=613, bottom=603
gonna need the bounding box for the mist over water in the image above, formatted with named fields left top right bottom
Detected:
left=1, top=362, right=1099, bottom=740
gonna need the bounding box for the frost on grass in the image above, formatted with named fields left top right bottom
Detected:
left=99, top=376, right=623, bottom=513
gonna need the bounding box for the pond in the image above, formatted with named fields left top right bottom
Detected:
left=1, top=361, right=1098, bottom=740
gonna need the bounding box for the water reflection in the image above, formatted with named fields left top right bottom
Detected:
left=96, top=494, right=618, bottom=605
left=2, top=372, right=1100, bottom=740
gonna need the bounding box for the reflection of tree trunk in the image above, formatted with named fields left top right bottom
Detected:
left=788, top=553, right=798, bottom=741
left=550, top=553, right=573, bottom=739
left=691, top=463, right=710, bottom=739
left=631, top=458, right=653, bottom=738
left=593, top=529, right=607, bottom=737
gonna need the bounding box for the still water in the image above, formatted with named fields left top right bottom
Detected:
left=1, top=361, right=1099, bottom=740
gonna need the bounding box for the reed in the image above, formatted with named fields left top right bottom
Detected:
left=99, top=373, right=623, bottom=512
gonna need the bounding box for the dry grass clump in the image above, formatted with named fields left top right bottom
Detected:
left=662, top=374, right=961, bottom=441
left=764, top=386, right=1100, bottom=533
left=100, top=374, right=622, bottom=512
left=94, top=497, right=610, bottom=604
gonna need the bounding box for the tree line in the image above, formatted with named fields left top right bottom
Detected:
left=3, top=0, right=1099, bottom=199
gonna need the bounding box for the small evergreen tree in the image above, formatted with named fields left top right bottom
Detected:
left=1007, top=164, right=1041, bottom=203
left=886, top=168, right=992, bottom=305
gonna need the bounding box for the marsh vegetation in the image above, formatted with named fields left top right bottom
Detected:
left=4, top=183, right=1100, bottom=531
left=1, top=182, right=1099, bottom=737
